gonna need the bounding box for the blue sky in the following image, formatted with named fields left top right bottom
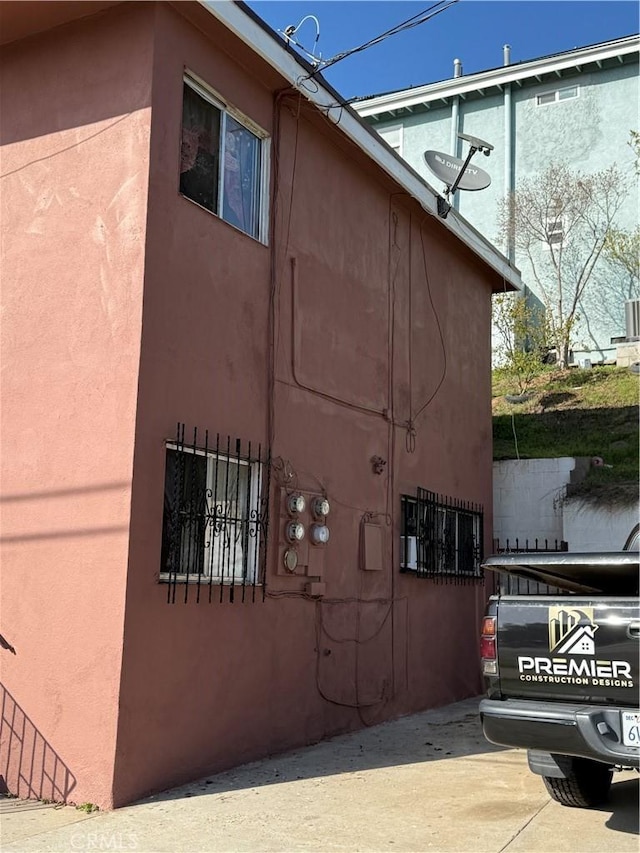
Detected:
left=244, top=1, right=639, bottom=99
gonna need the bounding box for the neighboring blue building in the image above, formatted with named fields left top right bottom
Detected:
left=354, top=36, right=639, bottom=365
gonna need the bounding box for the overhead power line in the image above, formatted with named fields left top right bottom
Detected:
left=296, top=0, right=460, bottom=76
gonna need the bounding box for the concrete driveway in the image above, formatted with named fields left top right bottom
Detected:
left=2, top=697, right=637, bottom=852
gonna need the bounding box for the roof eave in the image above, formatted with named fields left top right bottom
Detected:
left=354, top=35, right=639, bottom=117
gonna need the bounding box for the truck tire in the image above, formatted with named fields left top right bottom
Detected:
left=542, top=758, right=613, bottom=807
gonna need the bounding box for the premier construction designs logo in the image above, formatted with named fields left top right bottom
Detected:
left=549, top=606, right=597, bottom=655
left=517, top=606, right=634, bottom=688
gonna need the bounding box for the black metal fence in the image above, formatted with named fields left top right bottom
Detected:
left=492, top=538, right=568, bottom=554
left=491, top=538, right=568, bottom=595
left=160, top=423, right=270, bottom=603
left=401, top=489, right=484, bottom=583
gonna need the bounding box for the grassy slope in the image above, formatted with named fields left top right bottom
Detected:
left=492, top=366, right=639, bottom=487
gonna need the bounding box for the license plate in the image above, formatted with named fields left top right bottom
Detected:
left=621, top=711, right=640, bottom=747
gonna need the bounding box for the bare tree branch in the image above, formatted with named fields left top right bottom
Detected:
left=497, top=162, right=629, bottom=366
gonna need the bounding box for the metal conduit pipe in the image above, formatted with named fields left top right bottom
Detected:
left=450, top=95, right=460, bottom=157
left=503, top=46, right=513, bottom=262
left=450, top=57, right=462, bottom=156
left=450, top=58, right=463, bottom=210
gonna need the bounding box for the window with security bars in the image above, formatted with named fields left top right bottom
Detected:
left=160, top=425, right=269, bottom=602
left=400, top=489, right=483, bottom=582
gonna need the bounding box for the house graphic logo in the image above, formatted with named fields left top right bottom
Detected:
left=548, top=606, right=598, bottom=655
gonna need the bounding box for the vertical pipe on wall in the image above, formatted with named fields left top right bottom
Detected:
left=504, top=84, right=513, bottom=262
left=503, top=45, right=514, bottom=263
left=450, top=95, right=459, bottom=157
left=449, top=58, right=463, bottom=210
left=450, top=57, right=462, bottom=156
left=450, top=95, right=460, bottom=210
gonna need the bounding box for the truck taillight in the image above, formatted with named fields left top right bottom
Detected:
left=481, top=616, right=497, bottom=675
left=480, top=636, right=496, bottom=659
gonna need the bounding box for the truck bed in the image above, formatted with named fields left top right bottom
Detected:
left=483, top=551, right=639, bottom=595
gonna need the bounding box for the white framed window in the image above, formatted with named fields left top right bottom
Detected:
left=545, top=200, right=564, bottom=247
left=160, top=443, right=265, bottom=586
left=536, top=85, right=579, bottom=106
left=377, top=124, right=404, bottom=156
left=179, top=74, right=270, bottom=243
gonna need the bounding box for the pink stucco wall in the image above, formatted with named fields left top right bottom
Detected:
left=2, top=1, right=499, bottom=810
left=0, top=3, right=153, bottom=808
left=112, top=3, right=496, bottom=807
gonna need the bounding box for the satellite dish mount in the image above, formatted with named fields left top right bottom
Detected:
left=425, top=132, right=494, bottom=219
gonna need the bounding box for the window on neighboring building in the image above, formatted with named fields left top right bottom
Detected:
left=545, top=200, right=564, bottom=247
left=160, top=430, right=268, bottom=592
left=377, top=124, right=404, bottom=156
left=536, top=85, right=579, bottom=106
left=400, top=489, right=483, bottom=581
left=179, top=75, right=269, bottom=242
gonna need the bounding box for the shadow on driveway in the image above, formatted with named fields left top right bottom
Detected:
left=603, top=776, right=640, bottom=835
left=136, top=697, right=504, bottom=805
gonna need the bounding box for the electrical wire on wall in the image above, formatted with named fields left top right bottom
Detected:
left=414, top=222, right=448, bottom=419
left=277, top=94, right=392, bottom=420
left=267, top=90, right=435, bottom=719
left=267, top=0, right=459, bottom=466
left=404, top=219, right=448, bottom=453
left=267, top=86, right=296, bottom=453
left=307, top=197, right=411, bottom=721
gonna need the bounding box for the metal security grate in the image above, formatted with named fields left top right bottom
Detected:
left=160, top=423, right=270, bottom=603
left=492, top=538, right=568, bottom=554
left=400, top=489, right=483, bottom=583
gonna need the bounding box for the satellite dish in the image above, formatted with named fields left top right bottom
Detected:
left=424, top=150, right=491, bottom=192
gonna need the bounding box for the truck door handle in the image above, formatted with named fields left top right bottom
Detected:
left=628, top=622, right=640, bottom=639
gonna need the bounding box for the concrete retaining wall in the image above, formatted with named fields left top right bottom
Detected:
left=493, top=457, right=639, bottom=551
left=493, top=458, right=575, bottom=544
left=563, top=500, right=639, bottom=551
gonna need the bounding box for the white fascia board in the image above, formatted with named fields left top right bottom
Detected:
left=197, top=1, right=521, bottom=290
left=355, top=35, right=639, bottom=116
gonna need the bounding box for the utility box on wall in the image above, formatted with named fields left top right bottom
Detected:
left=361, top=521, right=384, bottom=571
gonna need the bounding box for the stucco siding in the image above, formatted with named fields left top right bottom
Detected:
left=112, top=2, right=497, bottom=807
left=563, top=500, right=639, bottom=551
left=0, top=0, right=505, bottom=810
left=0, top=3, right=154, bottom=809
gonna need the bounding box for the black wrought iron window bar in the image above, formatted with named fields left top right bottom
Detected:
left=160, top=423, right=270, bottom=603
left=400, top=488, right=483, bottom=583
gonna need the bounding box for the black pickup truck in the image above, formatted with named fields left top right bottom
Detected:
left=479, top=552, right=639, bottom=808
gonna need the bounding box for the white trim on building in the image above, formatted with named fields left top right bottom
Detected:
left=353, top=35, right=639, bottom=118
